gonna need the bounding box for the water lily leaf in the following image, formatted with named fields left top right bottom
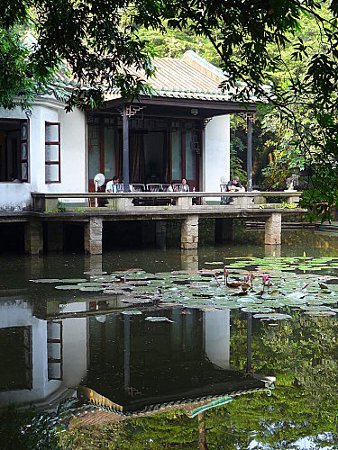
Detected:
left=55, top=284, right=81, bottom=290
left=253, top=313, right=292, bottom=320
left=145, top=316, right=174, bottom=323
left=60, top=278, right=87, bottom=283
left=79, top=286, right=104, bottom=292
left=204, top=261, right=224, bottom=265
left=121, top=310, right=142, bottom=315
left=241, top=307, right=274, bottom=313
left=30, top=278, right=61, bottom=283
left=303, top=311, right=336, bottom=316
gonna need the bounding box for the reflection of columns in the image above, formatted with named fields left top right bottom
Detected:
left=84, top=218, right=103, bottom=254
left=198, top=413, right=208, bottom=450
left=181, top=249, right=199, bottom=271
left=122, top=105, right=130, bottom=192
left=247, top=112, right=254, bottom=192
left=265, top=244, right=281, bottom=257
left=204, top=310, right=230, bottom=369
left=215, top=218, right=234, bottom=243
left=246, top=313, right=252, bottom=373
left=25, top=219, right=43, bottom=255
left=47, top=222, right=63, bottom=252
left=265, top=213, right=282, bottom=245
left=181, top=215, right=199, bottom=250
left=123, top=315, right=130, bottom=392
left=84, top=254, right=103, bottom=274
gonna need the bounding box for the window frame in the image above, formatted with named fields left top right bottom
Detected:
left=45, top=121, right=61, bottom=184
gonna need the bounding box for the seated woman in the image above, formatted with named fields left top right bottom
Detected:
left=174, top=178, right=190, bottom=192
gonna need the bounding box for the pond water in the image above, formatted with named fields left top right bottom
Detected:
left=0, top=229, right=337, bottom=449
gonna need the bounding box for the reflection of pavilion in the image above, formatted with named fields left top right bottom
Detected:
left=80, top=307, right=274, bottom=415
left=0, top=298, right=87, bottom=410
left=0, top=296, right=274, bottom=413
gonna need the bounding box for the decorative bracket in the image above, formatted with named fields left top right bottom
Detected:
left=118, top=104, right=145, bottom=118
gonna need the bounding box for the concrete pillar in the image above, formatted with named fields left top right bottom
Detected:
left=25, top=220, right=43, bottom=255
left=181, top=249, right=198, bottom=271
left=47, top=222, right=63, bottom=252
left=265, top=244, right=281, bottom=257
left=265, top=213, right=282, bottom=245
left=215, top=218, right=234, bottom=243
left=155, top=221, right=166, bottom=249
left=84, top=218, right=103, bottom=255
left=181, top=215, right=198, bottom=250
left=84, top=254, right=103, bottom=274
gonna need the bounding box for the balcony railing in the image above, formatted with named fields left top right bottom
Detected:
left=31, top=191, right=302, bottom=213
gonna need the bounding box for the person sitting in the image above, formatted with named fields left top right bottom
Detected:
left=105, top=176, right=121, bottom=193
left=221, top=176, right=245, bottom=204
left=227, top=176, right=245, bottom=192
left=174, top=178, right=190, bottom=192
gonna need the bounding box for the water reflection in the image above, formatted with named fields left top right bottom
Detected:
left=0, top=230, right=337, bottom=448
left=0, top=298, right=272, bottom=414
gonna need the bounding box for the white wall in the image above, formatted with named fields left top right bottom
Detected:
left=203, top=115, right=230, bottom=193
left=0, top=98, right=86, bottom=210
left=0, top=301, right=88, bottom=409
left=203, top=309, right=230, bottom=369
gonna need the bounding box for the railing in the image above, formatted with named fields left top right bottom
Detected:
left=31, top=191, right=302, bottom=213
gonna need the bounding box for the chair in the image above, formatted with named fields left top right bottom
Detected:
left=146, top=183, right=162, bottom=192
left=130, top=184, right=146, bottom=206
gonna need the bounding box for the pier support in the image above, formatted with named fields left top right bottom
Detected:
left=47, top=222, right=63, bottom=252
left=181, top=215, right=199, bottom=250
left=25, top=220, right=43, bottom=255
left=265, top=213, right=282, bottom=245
left=215, top=218, right=234, bottom=243
left=181, top=249, right=199, bottom=271
left=84, top=218, right=103, bottom=255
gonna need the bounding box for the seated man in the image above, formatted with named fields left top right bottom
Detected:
left=105, top=176, right=121, bottom=193
left=221, top=176, right=245, bottom=204
left=227, top=176, right=245, bottom=192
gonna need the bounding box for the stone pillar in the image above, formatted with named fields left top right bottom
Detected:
left=47, top=222, right=63, bottom=252
left=181, top=249, right=198, bottom=271
left=84, top=218, right=103, bottom=255
left=155, top=221, right=167, bottom=249
left=215, top=219, right=234, bottom=243
left=265, top=213, right=282, bottom=245
left=84, top=254, right=103, bottom=275
left=264, top=244, right=281, bottom=257
left=25, top=220, right=43, bottom=255
left=181, top=215, right=199, bottom=250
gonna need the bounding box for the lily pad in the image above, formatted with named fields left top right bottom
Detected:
left=253, top=313, right=292, bottom=321
left=55, top=285, right=81, bottom=290
left=60, top=278, right=87, bottom=284
left=145, top=316, right=174, bottom=323
left=29, top=278, right=61, bottom=283
left=121, top=310, right=143, bottom=315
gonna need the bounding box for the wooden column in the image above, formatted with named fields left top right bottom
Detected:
left=265, top=213, right=282, bottom=245
left=215, top=218, right=234, bottom=243
left=25, top=219, right=43, bottom=255
left=84, top=218, right=103, bottom=254
left=247, top=112, right=254, bottom=192
left=122, top=105, right=130, bottom=192
left=181, top=215, right=199, bottom=250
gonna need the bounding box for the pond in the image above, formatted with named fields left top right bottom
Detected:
left=0, top=229, right=337, bottom=449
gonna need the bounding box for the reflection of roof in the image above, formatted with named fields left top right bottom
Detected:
left=78, top=374, right=275, bottom=416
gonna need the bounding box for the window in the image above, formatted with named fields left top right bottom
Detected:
left=45, top=122, right=61, bottom=183
left=0, top=119, right=29, bottom=182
